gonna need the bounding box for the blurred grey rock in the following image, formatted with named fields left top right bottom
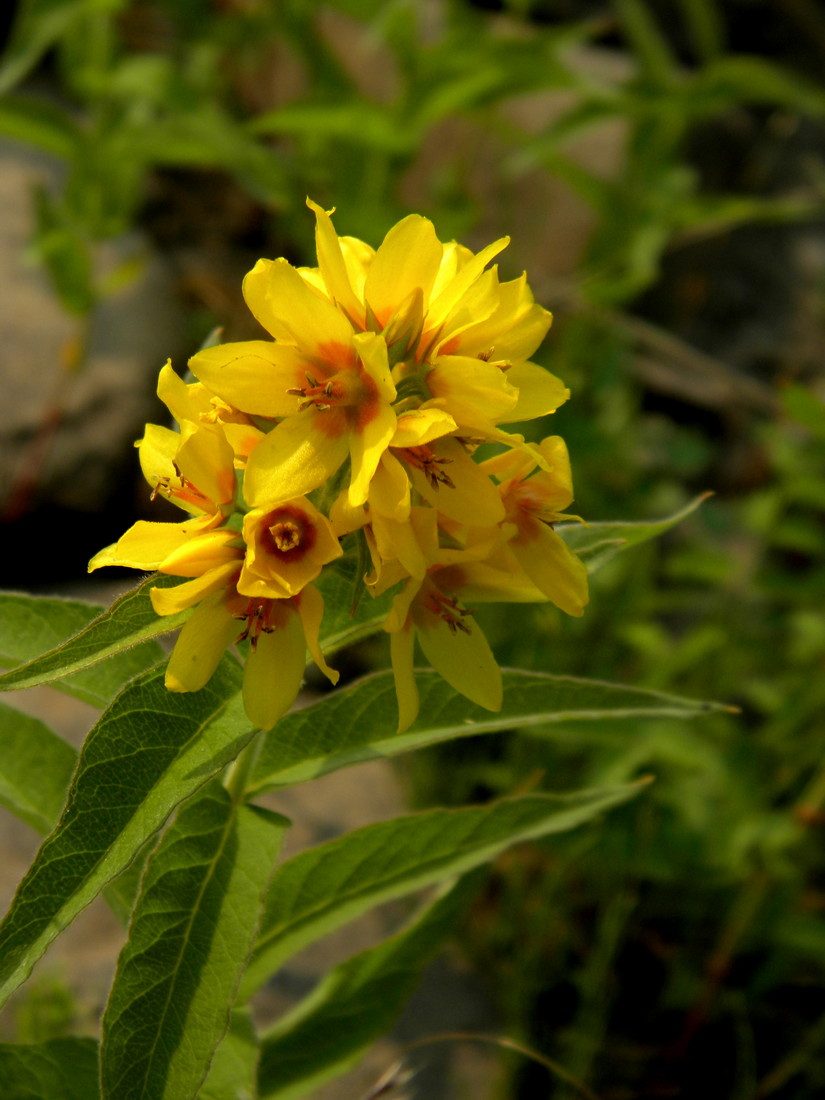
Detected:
left=0, top=141, right=185, bottom=515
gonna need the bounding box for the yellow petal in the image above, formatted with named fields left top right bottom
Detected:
left=426, top=237, right=509, bottom=330
left=354, top=330, right=396, bottom=403
left=391, top=408, right=456, bottom=449
left=500, top=361, right=569, bottom=422
left=390, top=625, right=419, bottom=733
left=404, top=438, right=505, bottom=527
left=242, top=606, right=307, bottom=728
left=137, top=424, right=180, bottom=494
left=424, top=355, right=518, bottom=428
left=479, top=442, right=538, bottom=485
left=243, top=408, right=350, bottom=507
left=159, top=528, right=241, bottom=577
left=296, top=583, right=339, bottom=684
left=369, top=453, right=410, bottom=522
left=157, top=360, right=213, bottom=425
left=165, top=590, right=239, bottom=692
left=243, top=257, right=355, bottom=353
left=222, top=421, right=265, bottom=464
left=307, top=198, right=364, bottom=325
left=451, top=273, right=552, bottom=363
left=385, top=575, right=424, bottom=634
left=89, top=520, right=195, bottom=572
left=189, top=340, right=308, bottom=419
left=347, top=401, right=397, bottom=507
left=429, top=268, right=501, bottom=358
left=174, top=424, right=236, bottom=508
left=150, top=560, right=239, bottom=616
left=371, top=511, right=428, bottom=581
left=364, top=215, right=443, bottom=328
left=414, top=596, right=502, bottom=712
left=339, top=234, right=374, bottom=300
left=511, top=524, right=589, bottom=616
left=329, top=487, right=367, bottom=537
left=437, top=556, right=543, bottom=604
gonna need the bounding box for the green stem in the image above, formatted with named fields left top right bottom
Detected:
left=223, top=732, right=263, bottom=806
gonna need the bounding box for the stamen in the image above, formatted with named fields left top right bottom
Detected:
left=150, top=463, right=211, bottom=509
left=234, top=597, right=275, bottom=650
left=426, top=589, right=475, bottom=634
left=402, top=446, right=456, bottom=491
left=289, top=370, right=341, bottom=411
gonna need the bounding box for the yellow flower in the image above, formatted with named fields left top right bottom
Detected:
left=190, top=324, right=397, bottom=509
left=90, top=402, right=343, bottom=726
left=167, top=578, right=338, bottom=730
left=481, top=436, right=589, bottom=617
left=188, top=201, right=568, bottom=516
left=307, top=200, right=570, bottom=432
left=239, top=497, right=343, bottom=599
left=379, top=513, right=514, bottom=731
left=386, top=567, right=503, bottom=734
left=90, top=201, right=589, bottom=733
left=91, top=499, right=341, bottom=729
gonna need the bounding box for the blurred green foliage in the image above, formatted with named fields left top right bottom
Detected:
left=2, top=0, right=825, bottom=1097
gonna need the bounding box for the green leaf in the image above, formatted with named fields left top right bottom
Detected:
left=0, top=577, right=189, bottom=704
left=694, top=55, right=825, bottom=116
left=0, top=560, right=389, bottom=706
left=248, top=668, right=729, bottom=795
left=557, top=493, right=710, bottom=572
left=31, top=186, right=97, bottom=316
left=0, top=1037, right=99, bottom=1099
left=0, top=657, right=256, bottom=1009
left=101, top=783, right=286, bottom=1100
left=250, top=102, right=413, bottom=154
left=782, top=385, right=825, bottom=440
left=242, top=783, right=645, bottom=998
left=199, top=1009, right=259, bottom=1100
left=0, top=702, right=77, bottom=834
left=0, top=96, right=79, bottom=159
left=257, top=876, right=478, bottom=1100
left=0, top=0, right=126, bottom=96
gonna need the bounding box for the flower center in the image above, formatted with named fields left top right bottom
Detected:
left=260, top=506, right=316, bottom=562
left=270, top=519, right=301, bottom=552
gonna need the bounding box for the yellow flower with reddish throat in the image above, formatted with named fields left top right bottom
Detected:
left=162, top=497, right=342, bottom=729
left=189, top=301, right=396, bottom=510
left=90, top=200, right=590, bottom=734
left=91, top=422, right=344, bottom=727
left=482, top=436, right=589, bottom=618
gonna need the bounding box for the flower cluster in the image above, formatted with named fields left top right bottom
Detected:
left=90, top=201, right=588, bottom=730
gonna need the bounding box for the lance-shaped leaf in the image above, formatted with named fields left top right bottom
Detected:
left=257, top=876, right=479, bottom=1100
left=0, top=579, right=189, bottom=705
left=248, top=669, right=730, bottom=794
left=101, top=783, right=287, bottom=1100
left=0, top=657, right=256, bottom=1009
left=557, top=493, right=710, bottom=573
left=0, top=558, right=394, bottom=706
left=199, top=1009, right=259, bottom=1100
left=241, top=782, right=644, bottom=998
left=0, top=1037, right=99, bottom=1099
left=0, top=701, right=77, bottom=834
